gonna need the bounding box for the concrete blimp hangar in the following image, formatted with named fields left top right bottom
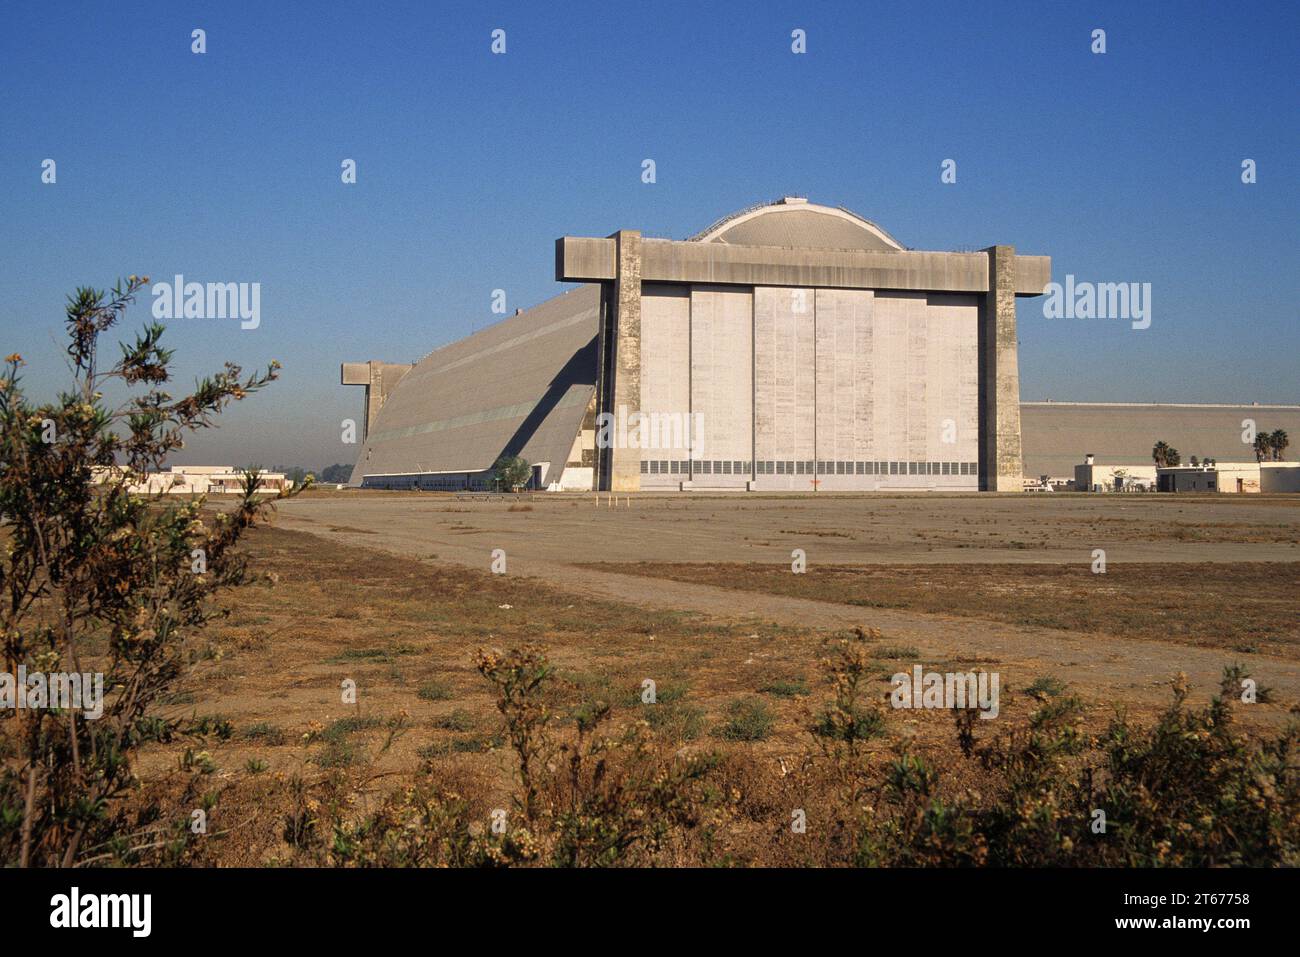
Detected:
left=344, top=197, right=1052, bottom=493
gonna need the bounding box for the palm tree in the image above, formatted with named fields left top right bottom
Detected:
left=1152, top=441, right=1182, bottom=468
left=1253, top=432, right=1272, bottom=463
left=1270, top=429, right=1289, bottom=461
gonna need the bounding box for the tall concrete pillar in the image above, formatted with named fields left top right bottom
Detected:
left=600, top=229, right=642, bottom=492
left=979, top=245, right=1024, bottom=491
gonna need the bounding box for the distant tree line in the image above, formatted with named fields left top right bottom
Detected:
left=253, top=463, right=352, bottom=486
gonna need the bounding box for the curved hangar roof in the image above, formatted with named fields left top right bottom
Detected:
left=689, top=197, right=904, bottom=251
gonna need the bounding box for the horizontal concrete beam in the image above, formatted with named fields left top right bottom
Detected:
left=557, top=235, right=1050, bottom=296
left=342, top=360, right=415, bottom=385
left=639, top=240, right=991, bottom=292
left=341, top=362, right=371, bottom=385
left=1013, top=255, right=1052, bottom=296
left=556, top=236, right=616, bottom=282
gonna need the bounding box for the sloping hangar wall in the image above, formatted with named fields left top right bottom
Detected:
left=1021, top=403, right=1300, bottom=478
left=347, top=285, right=600, bottom=489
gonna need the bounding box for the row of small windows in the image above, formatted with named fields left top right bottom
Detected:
left=362, top=472, right=494, bottom=490
left=642, top=460, right=751, bottom=475
left=640, top=460, right=979, bottom=476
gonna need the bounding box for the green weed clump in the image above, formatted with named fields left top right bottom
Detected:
left=716, top=698, right=775, bottom=742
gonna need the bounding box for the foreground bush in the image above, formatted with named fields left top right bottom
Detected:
left=0, top=277, right=293, bottom=867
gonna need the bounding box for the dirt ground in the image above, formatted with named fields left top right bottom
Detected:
left=265, top=490, right=1300, bottom=710
left=123, top=492, right=1298, bottom=864
left=276, top=490, right=1300, bottom=567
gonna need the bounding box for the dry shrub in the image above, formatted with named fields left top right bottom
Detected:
left=326, top=639, right=1299, bottom=867
left=0, top=277, right=296, bottom=868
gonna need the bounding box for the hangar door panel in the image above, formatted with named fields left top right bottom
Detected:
left=814, top=289, right=875, bottom=490
left=639, top=284, right=692, bottom=487
left=754, top=287, right=816, bottom=490
left=690, top=286, right=753, bottom=487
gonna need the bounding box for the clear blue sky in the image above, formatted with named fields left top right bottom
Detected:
left=2, top=0, right=1296, bottom=468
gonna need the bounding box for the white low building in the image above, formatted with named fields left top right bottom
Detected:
left=94, top=465, right=292, bottom=495
left=1156, top=461, right=1300, bottom=493
left=1073, top=454, right=1157, bottom=492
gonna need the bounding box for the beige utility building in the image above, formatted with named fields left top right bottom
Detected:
left=1156, top=461, right=1300, bottom=494
left=344, top=198, right=1051, bottom=492
left=1074, top=454, right=1158, bottom=492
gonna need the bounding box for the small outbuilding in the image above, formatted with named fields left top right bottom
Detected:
left=1156, top=461, right=1300, bottom=493
left=1073, top=454, right=1157, bottom=492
